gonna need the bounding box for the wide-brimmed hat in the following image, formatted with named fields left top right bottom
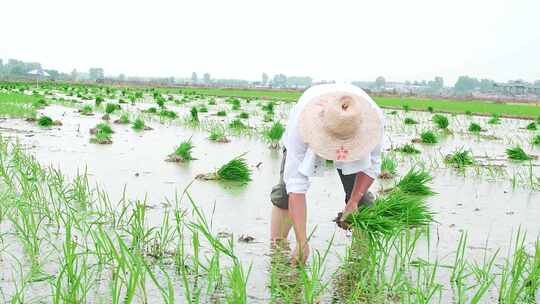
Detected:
left=299, top=84, right=383, bottom=162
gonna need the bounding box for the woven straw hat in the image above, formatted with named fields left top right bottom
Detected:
left=299, top=84, right=383, bottom=162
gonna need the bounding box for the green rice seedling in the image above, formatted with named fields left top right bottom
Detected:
left=132, top=117, right=146, bottom=131
left=465, top=110, right=472, bottom=116
left=190, top=107, right=199, bottom=123
left=208, top=126, right=229, bottom=143
left=95, top=96, right=104, bottom=106
left=420, top=130, right=438, bottom=144
left=37, top=115, right=53, bottom=127
left=394, top=168, right=435, bottom=197
left=32, top=98, right=48, bottom=108
left=444, top=148, right=474, bottom=169
left=229, top=118, right=247, bottom=130
left=115, top=113, right=130, bottom=124
left=488, top=113, right=500, bottom=124
left=156, top=96, right=165, bottom=108
left=532, top=135, right=540, bottom=145
left=80, top=105, right=93, bottom=115
left=427, top=106, right=434, bottom=113
left=239, top=112, right=249, bottom=119
left=403, top=104, right=410, bottom=112
left=432, top=114, right=449, bottom=129
left=263, top=113, right=274, bottom=122
left=217, top=110, right=227, bottom=117
left=105, top=103, right=119, bottom=114
left=262, top=101, right=275, bottom=113
left=345, top=190, right=434, bottom=243
left=197, top=155, right=252, bottom=184
left=389, top=110, right=398, bottom=115
left=90, top=130, right=113, bottom=144
left=159, top=109, right=177, bottom=119
left=208, top=99, right=217, bottom=105
left=166, top=139, right=195, bottom=162
left=468, top=122, right=483, bottom=132
left=404, top=117, right=417, bottom=125
left=506, top=145, right=534, bottom=161
left=263, top=121, right=285, bottom=148
left=146, top=107, right=158, bottom=114
left=525, top=122, right=537, bottom=131
left=379, top=153, right=397, bottom=179
left=396, top=143, right=421, bottom=154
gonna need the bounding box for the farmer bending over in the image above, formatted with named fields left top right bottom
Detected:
left=270, top=83, right=384, bottom=264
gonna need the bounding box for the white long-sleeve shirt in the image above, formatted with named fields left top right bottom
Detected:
left=282, top=85, right=384, bottom=194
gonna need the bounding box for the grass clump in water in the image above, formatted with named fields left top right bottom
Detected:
left=468, top=122, right=483, bottom=133
left=208, top=126, right=229, bottom=143
left=197, top=155, right=252, bottom=184
left=166, top=139, right=195, bottom=162
left=395, top=144, right=421, bottom=154
left=432, top=114, right=449, bottom=129
left=404, top=117, right=417, bottom=125
left=419, top=130, right=438, bottom=144
left=263, top=121, right=285, bottom=148
left=525, top=122, right=537, bottom=131
left=506, top=145, right=535, bottom=161
left=379, top=154, right=397, bottom=179
left=444, top=148, right=474, bottom=169
left=37, top=116, right=53, bottom=127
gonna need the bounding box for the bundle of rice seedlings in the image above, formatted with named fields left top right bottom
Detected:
left=80, top=105, right=94, bottom=116
left=159, top=109, right=177, bottom=119
left=394, top=168, right=435, bottom=197
left=432, top=114, right=449, bottom=129
left=90, top=123, right=113, bottom=135
left=396, top=144, right=421, bottom=154
left=419, top=130, right=438, bottom=144
left=402, top=104, right=410, bottom=112
left=146, top=107, right=157, bottom=114
left=389, top=110, right=398, bottom=115
left=190, top=107, right=199, bottom=123
left=196, top=155, right=252, bottom=184
left=132, top=117, right=152, bottom=131
left=37, top=116, right=53, bottom=127
left=262, top=101, right=275, bottom=113
left=90, top=130, right=112, bottom=144
left=229, top=119, right=247, bottom=130
left=216, top=110, right=227, bottom=117
left=208, top=126, right=229, bottom=143
left=345, top=190, right=435, bottom=242
left=32, top=98, right=48, bottom=108
left=536, top=116, right=540, bottom=124
left=532, top=135, right=540, bottom=146
left=95, top=96, right=104, bottom=106
left=468, top=122, right=483, bottom=133
left=166, top=139, right=195, bottom=162
left=379, top=154, right=397, bottom=179
left=465, top=110, right=472, bottom=116
left=404, top=117, right=417, bottom=125
left=156, top=97, right=165, bottom=108
left=114, top=113, right=130, bottom=124
left=525, top=122, right=537, bottom=131
left=263, top=121, right=285, bottom=148
left=208, top=99, right=216, bottom=105
left=427, top=106, right=434, bottom=113
left=239, top=112, right=249, bottom=119
left=444, top=148, right=474, bottom=168
left=506, top=145, right=535, bottom=161
left=105, top=103, right=119, bottom=114
left=198, top=106, right=208, bottom=113
left=488, top=113, right=500, bottom=124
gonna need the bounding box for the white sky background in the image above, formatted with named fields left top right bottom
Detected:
left=1, top=0, right=539, bottom=84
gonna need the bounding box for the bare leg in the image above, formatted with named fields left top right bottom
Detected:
left=270, top=205, right=293, bottom=242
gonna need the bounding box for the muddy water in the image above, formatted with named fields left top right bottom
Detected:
left=1, top=101, right=540, bottom=302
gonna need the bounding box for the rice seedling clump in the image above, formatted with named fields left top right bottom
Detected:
left=525, top=122, right=537, bottom=131
left=468, top=122, right=483, bottom=133
left=90, top=129, right=113, bottom=144
left=114, top=113, right=130, bottom=124
left=444, top=148, right=474, bottom=168
left=506, top=145, right=534, bottom=161
left=216, top=110, right=227, bottom=117
left=396, top=143, right=421, bottom=154
left=190, top=107, right=199, bottom=123
left=37, top=116, right=53, bottom=127
left=90, top=123, right=113, bottom=135
left=132, top=117, right=151, bottom=131
left=263, top=121, right=285, bottom=148
left=532, top=135, right=540, bottom=145
left=394, top=168, right=435, bottom=197
left=419, top=131, right=438, bottom=144
left=80, top=105, right=94, bottom=116
left=229, top=119, right=247, bottom=130
left=404, top=117, right=417, bottom=125
left=379, top=154, right=397, bottom=179
left=197, top=155, right=252, bottom=184
left=166, top=139, right=195, bottom=162
left=488, top=113, right=500, bottom=124
left=105, top=103, right=119, bottom=114
left=239, top=112, right=249, bottom=119
left=208, top=127, right=229, bottom=143
left=432, top=114, right=449, bottom=129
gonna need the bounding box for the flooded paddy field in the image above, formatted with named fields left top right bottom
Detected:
left=0, top=83, right=539, bottom=303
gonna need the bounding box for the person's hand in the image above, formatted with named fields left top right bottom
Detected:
left=291, top=243, right=310, bottom=267
left=340, top=200, right=359, bottom=222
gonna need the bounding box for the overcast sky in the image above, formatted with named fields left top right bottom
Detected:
left=1, top=0, right=539, bottom=84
